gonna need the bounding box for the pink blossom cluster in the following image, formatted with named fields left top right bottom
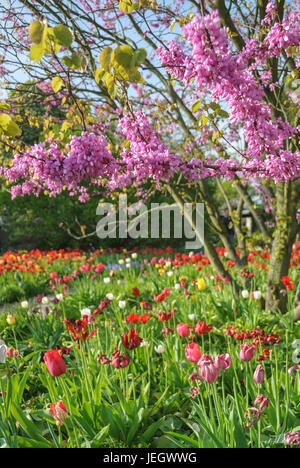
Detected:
left=116, top=111, right=183, bottom=186
left=156, top=10, right=300, bottom=182
left=3, top=132, right=118, bottom=201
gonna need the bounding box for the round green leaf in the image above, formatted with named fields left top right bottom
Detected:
left=29, top=21, right=44, bottom=43
left=51, top=76, right=64, bottom=93
left=29, top=43, right=45, bottom=63
left=0, top=113, right=22, bottom=137
left=53, top=25, right=74, bottom=47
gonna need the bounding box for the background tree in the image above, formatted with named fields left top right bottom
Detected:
left=0, top=0, right=299, bottom=316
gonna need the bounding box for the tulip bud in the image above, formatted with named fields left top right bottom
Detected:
left=50, top=401, right=68, bottom=426
left=241, top=290, right=249, bottom=299
left=6, top=315, right=16, bottom=325
left=253, top=364, right=265, bottom=384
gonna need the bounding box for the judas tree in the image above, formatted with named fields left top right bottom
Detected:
left=0, top=0, right=299, bottom=316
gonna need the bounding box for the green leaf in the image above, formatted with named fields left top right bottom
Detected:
left=51, top=76, right=64, bottom=93
left=0, top=103, right=10, bottom=111
left=62, top=52, right=82, bottom=69
left=218, top=109, right=229, bottom=118
left=113, top=45, right=134, bottom=69
left=0, top=113, right=22, bottom=137
left=53, top=25, right=74, bottom=47
left=192, top=100, right=202, bottom=113
left=133, top=48, right=147, bottom=66
left=29, top=21, right=44, bottom=43
left=29, top=43, right=45, bottom=63
left=128, top=68, right=144, bottom=83
left=105, top=73, right=117, bottom=98
left=232, top=409, right=248, bottom=448
left=91, top=425, right=110, bottom=448
left=141, top=417, right=165, bottom=443
left=119, top=0, right=134, bottom=14
left=16, top=436, right=53, bottom=449
left=95, top=67, right=105, bottom=83
left=10, top=403, right=52, bottom=447
left=199, top=115, right=209, bottom=128
left=100, top=47, right=113, bottom=73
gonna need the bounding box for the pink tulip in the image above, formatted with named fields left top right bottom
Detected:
left=239, top=343, right=256, bottom=362
left=177, top=323, right=190, bottom=338
left=253, top=364, right=265, bottom=384
left=254, top=394, right=269, bottom=410
left=214, top=353, right=232, bottom=370
left=185, top=343, right=202, bottom=362
left=198, top=355, right=219, bottom=383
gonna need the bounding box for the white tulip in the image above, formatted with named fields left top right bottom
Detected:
left=252, top=290, right=262, bottom=300
left=155, top=344, right=165, bottom=353
left=42, top=297, right=49, bottom=305
left=21, top=300, right=29, bottom=308
left=81, top=308, right=91, bottom=316
left=103, top=277, right=111, bottom=284
left=106, top=293, right=114, bottom=300
left=118, top=300, right=126, bottom=309
left=241, top=290, right=249, bottom=299
left=0, top=344, right=7, bottom=364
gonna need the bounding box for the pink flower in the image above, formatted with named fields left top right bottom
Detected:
left=185, top=343, right=202, bottom=362
left=189, top=372, right=203, bottom=383
left=284, top=432, right=300, bottom=446
left=239, top=344, right=256, bottom=362
left=253, top=364, right=265, bottom=384
left=197, top=355, right=219, bottom=383
left=214, top=353, right=232, bottom=370
left=243, top=407, right=263, bottom=429
left=176, top=323, right=190, bottom=338
left=288, top=365, right=300, bottom=375
left=254, top=394, right=269, bottom=410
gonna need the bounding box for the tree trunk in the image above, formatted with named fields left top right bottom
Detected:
left=294, top=281, right=300, bottom=322
left=265, top=182, right=298, bottom=313
left=166, top=183, right=240, bottom=298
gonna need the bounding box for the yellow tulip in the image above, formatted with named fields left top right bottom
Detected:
left=196, top=278, right=206, bottom=291
left=6, top=315, right=16, bottom=325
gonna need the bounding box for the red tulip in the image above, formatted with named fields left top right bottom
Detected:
left=194, top=320, right=213, bottom=335
left=122, top=328, right=143, bottom=350
left=50, top=400, right=68, bottom=426
left=185, top=343, right=202, bottom=362
left=111, top=349, right=130, bottom=368
left=44, top=349, right=66, bottom=377
left=132, top=287, right=140, bottom=297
